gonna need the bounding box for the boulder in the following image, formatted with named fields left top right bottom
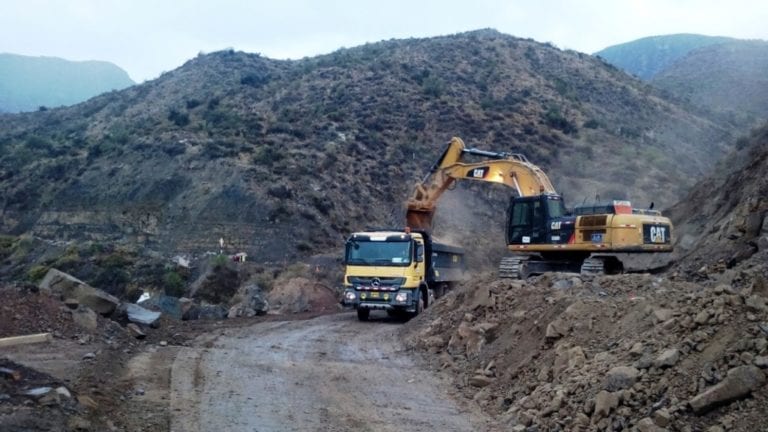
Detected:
left=694, top=310, right=711, bottom=325
left=745, top=295, right=768, bottom=314
left=755, top=356, right=768, bottom=368
left=179, top=297, right=196, bottom=319
left=654, top=349, right=680, bottom=368
left=652, top=308, right=674, bottom=323
left=653, top=408, right=671, bottom=427
left=469, top=375, right=494, bottom=387
left=71, top=306, right=98, bottom=331
left=228, top=283, right=269, bottom=318
left=688, top=365, right=766, bottom=414
left=593, top=390, right=619, bottom=418
left=39, top=269, right=119, bottom=315
left=763, top=213, right=768, bottom=234
left=140, top=294, right=183, bottom=319
left=603, top=366, right=640, bottom=391
left=124, top=303, right=161, bottom=326
left=629, top=342, right=645, bottom=357
left=636, top=417, right=665, bottom=432
left=194, top=304, right=228, bottom=320
left=126, top=323, right=146, bottom=339
left=546, top=319, right=569, bottom=338
left=746, top=212, right=764, bottom=237
left=554, top=345, right=586, bottom=377
left=468, top=285, right=493, bottom=309
left=758, top=236, right=768, bottom=251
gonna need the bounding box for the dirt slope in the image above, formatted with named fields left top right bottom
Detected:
left=406, top=270, right=768, bottom=431
left=669, top=122, right=768, bottom=277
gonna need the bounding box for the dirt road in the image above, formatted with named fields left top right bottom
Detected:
left=168, top=312, right=498, bottom=432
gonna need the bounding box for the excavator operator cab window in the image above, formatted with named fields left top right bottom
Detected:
left=507, top=197, right=546, bottom=244
left=546, top=197, right=567, bottom=219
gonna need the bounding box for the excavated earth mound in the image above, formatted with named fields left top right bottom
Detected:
left=406, top=269, right=768, bottom=431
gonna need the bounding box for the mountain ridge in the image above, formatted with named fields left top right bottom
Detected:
left=0, top=53, right=135, bottom=113
left=594, top=33, right=736, bottom=80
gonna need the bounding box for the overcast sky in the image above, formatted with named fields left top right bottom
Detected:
left=1, top=0, right=766, bottom=82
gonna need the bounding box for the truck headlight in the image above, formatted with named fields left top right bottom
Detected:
left=344, top=291, right=357, bottom=301
left=395, top=292, right=408, bottom=302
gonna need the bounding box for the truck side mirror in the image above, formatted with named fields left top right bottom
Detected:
left=415, top=244, right=424, bottom=262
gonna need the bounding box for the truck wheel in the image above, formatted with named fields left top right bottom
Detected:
left=411, top=291, right=424, bottom=318
left=357, top=308, right=370, bottom=321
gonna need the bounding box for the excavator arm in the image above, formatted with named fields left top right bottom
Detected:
left=406, top=137, right=557, bottom=231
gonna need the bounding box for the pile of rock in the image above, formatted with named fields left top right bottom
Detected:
left=407, top=270, right=768, bottom=431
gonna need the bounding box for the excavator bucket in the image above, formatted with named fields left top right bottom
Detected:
left=406, top=209, right=433, bottom=232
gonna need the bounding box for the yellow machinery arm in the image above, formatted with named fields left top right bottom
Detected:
left=406, top=137, right=557, bottom=231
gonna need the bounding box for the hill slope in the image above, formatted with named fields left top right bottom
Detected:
left=652, top=40, right=768, bottom=120
left=595, top=34, right=734, bottom=80
left=0, top=30, right=735, bottom=267
left=0, top=53, right=135, bottom=113
left=670, top=121, right=768, bottom=275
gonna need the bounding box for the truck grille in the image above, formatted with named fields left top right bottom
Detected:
left=348, top=276, right=405, bottom=286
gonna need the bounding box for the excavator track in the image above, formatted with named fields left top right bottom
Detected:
left=580, top=257, right=605, bottom=275
left=499, top=256, right=529, bottom=279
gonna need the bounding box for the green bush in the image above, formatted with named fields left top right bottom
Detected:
left=163, top=271, right=185, bottom=297
left=421, top=76, right=444, bottom=98
left=543, top=108, right=577, bottom=135
left=211, top=254, right=228, bottom=268
left=583, top=119, right=600, bottom=129
left=27, top=265, right=49, bottom=282
left=0, top=235, right=15, bottom=260
left=168, top=109, right=190, bottom=127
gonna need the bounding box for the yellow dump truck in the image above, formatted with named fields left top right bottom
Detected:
left=341, top=229, right=465, bottom=321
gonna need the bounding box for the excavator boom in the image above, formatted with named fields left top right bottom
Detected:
left=406, top=137, right=556, bottom=231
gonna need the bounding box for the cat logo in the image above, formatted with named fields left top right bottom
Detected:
left=468, top=167, right=489, bottom=179
left=650, top=226, right=667, bottom=243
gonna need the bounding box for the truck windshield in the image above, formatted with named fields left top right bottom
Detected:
left=345, top=240, right=412, bottom=266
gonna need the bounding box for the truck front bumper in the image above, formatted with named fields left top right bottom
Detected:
left=342, top=288, right=415, bottom=312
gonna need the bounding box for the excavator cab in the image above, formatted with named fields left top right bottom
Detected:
left=506, top=194, right=575, bottom=246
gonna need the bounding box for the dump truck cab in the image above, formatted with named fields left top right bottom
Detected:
left=341, top=229, right=465, bottom=321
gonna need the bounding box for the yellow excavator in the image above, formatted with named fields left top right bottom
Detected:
left=406, top=137, right=673, bottom=278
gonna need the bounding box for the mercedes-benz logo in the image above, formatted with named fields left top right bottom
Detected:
left=371, top=278, right=380, bottom=288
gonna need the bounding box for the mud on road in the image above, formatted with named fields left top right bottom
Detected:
left=156, top=312, right=498, bottom=432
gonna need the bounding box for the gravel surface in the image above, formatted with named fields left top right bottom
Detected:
left=169, top=312, right=499, bottom=432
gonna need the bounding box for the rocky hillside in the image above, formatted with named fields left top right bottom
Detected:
left=670, top=122, right=768, bottom=276
left=652, top=40, right=768, bottom=121
left=0, top=53, right=134, bottom=113
left=0, top=30, right=735, bottom=269
left=407, top=268, right=768, bottom=431
left=595, top=34, right=735, bottom=80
